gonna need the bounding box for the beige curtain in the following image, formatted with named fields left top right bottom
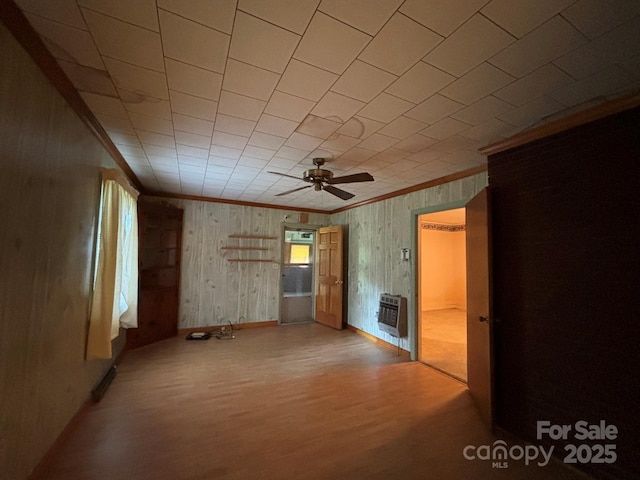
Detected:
left=86, top=169, right=139, bottom=359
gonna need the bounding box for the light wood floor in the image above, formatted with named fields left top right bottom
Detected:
left=33, top=324, right=589, bottom=480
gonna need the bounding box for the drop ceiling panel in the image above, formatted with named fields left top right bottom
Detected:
left=293, top=12, right=371, bottom=75
left=18, top=0, right=640, bottom=210
left=358, top=13, right=443, bottom=76
left=424, top=14, right=515, bottom=77
left=82, top=9, right=164, bottom=72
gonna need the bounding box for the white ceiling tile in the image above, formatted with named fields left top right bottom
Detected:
left=440, top=62, right=515, bottom=105
left=319, top=0, right=402, bottom=35
left=320, top=135, right=362, bottom=154
left=337, top=116, right=385, bottom=139
left=497, top=96, right=565, bottom=127
left=553, top=44, right=613, bottom=80
left=275, top=146, right=310, bottom=161
left=405, top=94, right=465, bottom=124
left=494, top=64, right=574, bottom=106
left=208, top=156, right=237, bottom=168
left=357, top=93, right=414, bottom=123
left=169, top=90, right=218, bottom=121
left=82, top=9, right=164, bottom=72
left=459, top=118, right=516, bottom=143
left=243, top=146, right=276, bottom=161
left=165, top=59, right=222, bottom=101
left=95, top=113, right=135, bottom=134
left=481, top=0, right=576, bottom=38
left=385, top=61, right=455, bottom=104
left=16, top=0, right=86, bottom=29
left=173, top=113, right=214, bottom=137
left=294, top=12, right=371, bottom=74
left=81, top=92, right=127, bottom=117
left=399, top=0, right=489, bottom=37
left=159, top=10, right=229, bottom=73
left=248, top=132, right=287, bottom=150
left=562, top=0, right=640, bottom=39
left=217, top=91, right=266, bottom=121
left=489, top=17, right=588, bottom=78
left=450, top=96, right=514, bottom=125
left=430, top=135, right=481, bottom=153
left=239, top=0, right=318, bottom=34
left=266, top=157, right=299, bottom=170
left=222, top=60, right=280, bottom=101
left=255, top=114, right=299, bottom=137
left=549, top=66, right=636, bottom=106
left=229, top=11, right=301, bottom=74
left=284, top=132, right=324, bottom=150
left=210, top=145, right=242, bottom=160
left=136, top=130, right=175, bottom=148
left=128, top=112, right=174, bottom=135
left=212, top=131, right=250, bottom=149
left=121, top=92, right=171, bottom=120
left=358, top=13, right=443, bottom=76
left=107, top=130, right=141, bottom=147
left=378, top=116, right=428, bottom=139
left=330, top=60, right=397, bottom=102
left=420, top=118, right=472, bottom=140
left=144, top=144, right=177, bottom=159
left=103, top=58, right=168, bottom=100
left=295, top=115, right=342, bottom=139
left=117, top=144, right=146, bottom=158
left=394, top=134, right=438, bottom=153
left=158, top=0, right=236, bottom=33
left=57, top=60, right=117, bottom=97
left=277, top=60, right=338, bottom=101
left=311, top=92, right=365, bottom=123
left=424, top=14, right=515, bottom=77
left=214, top=114, right=257, bottom=137
left=79, top=0, right=159, bottom=31
left=25, top=14, right=103, bottom=69
left=176, top=143, right=209, bottom=158
left=175, top=131, right=211, bottom=149
left=264, top=91, right=315, bottom=122
left=338, top=147, right=377, bottom=163
left=586, top=16, right=640, bottom=64
left=357, top=133, right=399, bottom=151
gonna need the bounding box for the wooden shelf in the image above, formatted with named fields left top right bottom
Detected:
left=228, top=234, right=277, bottom=240
left=220, top=246, right=269, bottom=251
left=223, top=234, right=277, bottom=263
left=227, top=259, right=276, bottom=263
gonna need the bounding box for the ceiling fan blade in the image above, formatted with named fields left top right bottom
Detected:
left=325, top=172, right=374, bottom=184
left=275, top=185, right=312, bottom=197
left=267, top=171, right=303, bottom=181
left=323, top=184, right=355, bottom=200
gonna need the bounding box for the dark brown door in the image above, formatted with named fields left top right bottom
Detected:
left=127, top=200, right=183, bottom=349
left=466, top=188, right=494, bottom=427
left=315, top=225, right=344, bottom=329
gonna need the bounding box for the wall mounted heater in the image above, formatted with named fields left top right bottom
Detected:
left=377, top=294, right=407, bottom=337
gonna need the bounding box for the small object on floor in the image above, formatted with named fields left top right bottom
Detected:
left=215, top=330, right=235, bottom=340
left=186, top=332, right=211, bottom=340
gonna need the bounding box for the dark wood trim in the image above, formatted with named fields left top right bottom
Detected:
left=330, top=165, right=487, bottom=214
left=480, top=90, right=640, bottom=155
left=0, top=0, right=144, bottom=192
left=346, top=324, right=410, bottom=360
left=147, top=192, right=329, bottom=214
left=178, top=320, right=278, bottom=336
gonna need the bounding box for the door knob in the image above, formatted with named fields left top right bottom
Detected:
left=479, top=316, right=489, bottom=323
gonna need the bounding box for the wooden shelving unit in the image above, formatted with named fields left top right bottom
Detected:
left=222, top=234, right=277, bottom=263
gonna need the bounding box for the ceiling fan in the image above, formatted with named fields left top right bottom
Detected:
left=268, top=158, right=374, bottom=200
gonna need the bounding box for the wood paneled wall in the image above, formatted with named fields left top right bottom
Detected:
left=154, top=198, right=329, bottom=328
left=330, top=173, right=487, bottom=352
left=0, top=23, right=126, bottom=480
left=489, top=107, right=640, bottom=479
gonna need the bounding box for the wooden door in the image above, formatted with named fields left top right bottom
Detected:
left=466, top=188, right=494, bottom=427
left=315, top=225, right=344, bottom=329
left=127, top=200, right=183, bottom=349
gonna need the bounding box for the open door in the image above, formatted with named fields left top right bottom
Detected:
left=466, top=188, right=494, bottom=427
left=315, top=225, right=344, bottom=329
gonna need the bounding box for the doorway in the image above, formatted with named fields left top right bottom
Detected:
left=417, top=208, right=467, bottom=383
left=280, top=228, right=315, bottom=324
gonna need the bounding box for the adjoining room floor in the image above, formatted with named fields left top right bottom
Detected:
left=34, top=323, right=587, bottom=480
left=420, top=308, right=467, bottom=383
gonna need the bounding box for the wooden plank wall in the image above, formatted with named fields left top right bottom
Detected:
left=489, top=107, right=640, bottom=480
left=330, top=172, right=487, bottom=352
left=155, top=198, right=330, bottom=328
left=0, top=23, right=125, bottom=480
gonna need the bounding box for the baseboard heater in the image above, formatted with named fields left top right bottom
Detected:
left=91, top=366, right=117, bottom=402
left=377, top=294, right=407, bottom=337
